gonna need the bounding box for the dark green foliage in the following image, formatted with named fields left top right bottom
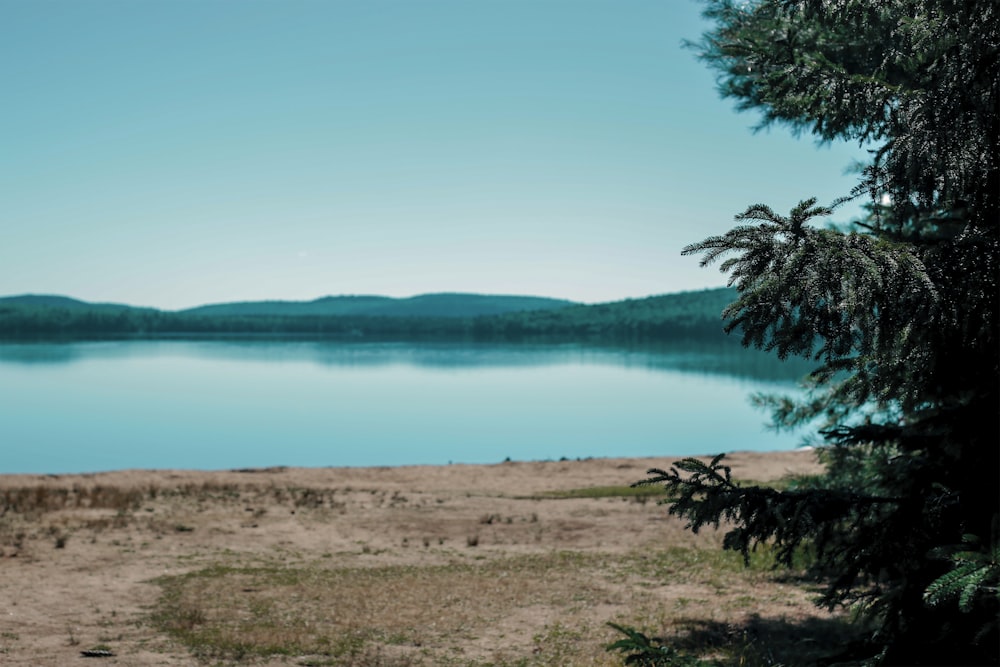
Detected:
left=638, top=1, right=999, bottom=664
left=638, top=454, right=902, bottom=572
left=0, top=303, right=466, bottom=339
left=472, top=288, right=737, bottom=342
left=606, top=623, right=708, bottom=667
left=924, top=532, right=1000, bottom=618
left=696, top=0, right=1000, bottom=226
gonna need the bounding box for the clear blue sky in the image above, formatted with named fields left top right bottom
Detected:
left=3, top=0, right=866, bottom=310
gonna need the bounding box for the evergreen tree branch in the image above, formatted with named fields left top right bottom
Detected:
left=637, top=455, right=904, bottom=568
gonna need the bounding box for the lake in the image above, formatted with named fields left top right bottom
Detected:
left=0, top=340, right=813, bottom=474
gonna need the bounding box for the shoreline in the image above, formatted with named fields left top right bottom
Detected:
left=0, top=449, right=822, bottom=489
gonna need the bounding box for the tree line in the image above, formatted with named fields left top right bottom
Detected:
left=0, top=288, right=738, bottom=344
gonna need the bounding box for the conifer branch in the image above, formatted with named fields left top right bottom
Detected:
left=637, top=455, right=904, bottom=567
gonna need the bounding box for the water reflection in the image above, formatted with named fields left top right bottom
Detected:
left=0, top=339, right=813, bottom=384
left=0, top=339, right=810, bottom=473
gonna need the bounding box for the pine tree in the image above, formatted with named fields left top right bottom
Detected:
left=640, top=1, right=999, bottom=664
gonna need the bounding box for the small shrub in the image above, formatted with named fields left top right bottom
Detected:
left=605, top=623, right=708, bottom=667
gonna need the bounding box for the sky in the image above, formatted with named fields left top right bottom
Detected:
left=2, top=0, right=868, bottom=311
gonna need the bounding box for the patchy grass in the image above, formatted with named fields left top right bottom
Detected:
left=527, top=485, right=669, bottom=501
left=0, top=484, right=148, bottom=515
left=152, top=552, right=617, bottom=665
left=527, top=474, right=808, bottom=502
left=733, top=475, right=816, bottom=493
left=0, top=480, right=356, bottom=517
left=1, top=454, right=845, bottom=666
left=150, top=546, right=849, bottom=666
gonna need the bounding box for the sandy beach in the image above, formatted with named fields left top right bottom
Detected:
left=0, top=450, right=844, bottom=666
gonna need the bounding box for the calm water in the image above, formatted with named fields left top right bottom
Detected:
left=0, top=340, right=812, bottom=474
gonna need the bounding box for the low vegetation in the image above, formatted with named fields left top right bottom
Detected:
left=148, top=544, right=852, bottom=666
left=524, top=485, right=668, bottom=501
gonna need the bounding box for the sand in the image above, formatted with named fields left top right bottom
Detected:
left=0, top=450, right=831, bottom=666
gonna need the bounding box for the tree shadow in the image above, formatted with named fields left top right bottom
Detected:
left=666, top=614, right=872, bottom=666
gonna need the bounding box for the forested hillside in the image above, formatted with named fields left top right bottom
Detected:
left=472, top=288, right=736, bottom=340
left=0, top=295, right=135, bottom=312
left=0, top=288, right=736, bottom=342
left=180, top=293, right=577, bottom=318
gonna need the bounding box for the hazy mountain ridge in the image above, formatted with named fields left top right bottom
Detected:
left=0, top=288, right=737, bottom=341
left=0, top=294, right=140, bottom=312
left=179, top=293, right=579, bottom=319
left=472, top=288, right=737, bottom=339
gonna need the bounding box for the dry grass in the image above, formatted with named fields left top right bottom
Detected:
left=153, top=553, right=611, bottom=664
left=147, top=545, right=855, bottom=666
left=525, top=485, right=669, bottom=502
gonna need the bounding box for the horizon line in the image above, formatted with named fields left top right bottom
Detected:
left=0, top=286, right=734, bottom=313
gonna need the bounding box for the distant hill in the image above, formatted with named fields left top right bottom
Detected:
left=180, top=293, right=578, bottom=319
left=0, top=294, right=136, bottom=312
left=0, top=288, right=739, bottom=342
left=470, top=287, right=738, bottom=340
